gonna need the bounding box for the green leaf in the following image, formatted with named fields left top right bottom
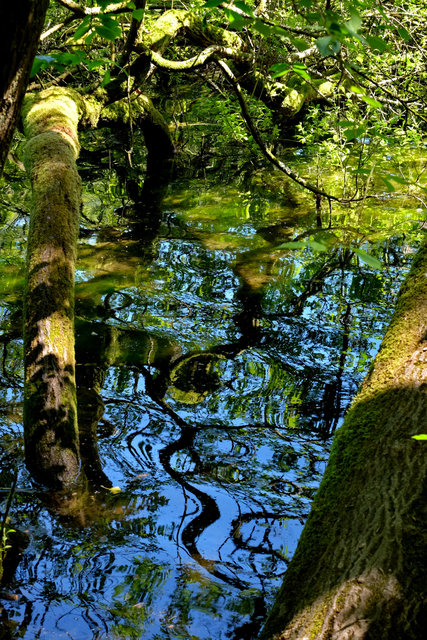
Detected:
left=85, top=31, right=96, bottom=44
left=203, top=0, right=223, bottom=7
left=412, top=434, right=427, bottom=440
left=346, top=10, right=362, bottom=35
left=73, top=16, right=92, bottom=40
left=353, top=248, right=382, bottom=269
left=30, top=55, right=55, bottom=77
left=316, top=35, right=340, bottom=57
left=381, top=177, right=395, bottom=192
left=101, top=69, right=111, bottom=87
left=397, top=26, right=410, bottom=42
left=270, top=62, right=290, bottom=78
left=343, top=125, right=365, bottom=141
left=388, top=174, right=408, bottom=185
left=224, top=8, right=250, bottom=30
left=55, top=51, right=85, bottom=66
left=234, top=0, right=254, bottom=17
left=252, top=19, right=276, bottom=37
left=307, top=239, right=327, bottom=252
left=292, top=65, right=311, bottom=82
left=360, top=96, right=382, bottom=109
left=365, top=35, right=388, bottom=52
left=99, top=13, right=121, bottom=28
left=287, top=35, right=311, bottom=51
left=87, top=58, right=106, bottom=70
left=132, top=8, right=145, bottom=20
left=277, top=241, right=306, bottom=250
left=94, top=20, right=121, bottom=40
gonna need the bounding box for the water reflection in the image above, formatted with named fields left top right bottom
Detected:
left=0, top=176, right=424, bottom=639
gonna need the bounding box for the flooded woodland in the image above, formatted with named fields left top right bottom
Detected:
left=0, top=143, right=425, bottom=638
left=0, top=1, right=426, bottom=638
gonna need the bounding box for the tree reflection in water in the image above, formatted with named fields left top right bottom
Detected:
left=0, top=177, right=423, bottom=639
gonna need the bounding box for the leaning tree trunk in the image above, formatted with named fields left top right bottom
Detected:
left=0, top=0, right=49, bottom=175
left=261, top=240, right=427, bottom=640
left=20, top=84, right=175, bottom=488
left=22, top=88, right=83, bottom=489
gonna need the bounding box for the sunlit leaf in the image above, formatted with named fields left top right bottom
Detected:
left=73, top=16, right=91, bottom=40
left=288, top=35, right=311, bottom=51
left=277, top=241, right=306, bottom=250
left=384, top=174, right=408, bottom=186
left=234, top=0, right=254, bottom=17
left=346, top=10, right=362, bottom=35
left=307, top=239, right=327, bottom=252
left=350, top=84, right=365, bottom=94
left=360, top=96, right=382, bottom=109
left=412, top=434, right=427, bottom=440
left=102, top=485, right=122, bottom=493
left=353, top=248, right=382, bottom=269
left=87, top=59, right=106, bottom=71
left=292, top=66, right=311, bottom=82
left=270, top=62, right=290, bottom=78
left=381, top=177, right=395, bottom=192
left=224, top=8, right=249, bottom=30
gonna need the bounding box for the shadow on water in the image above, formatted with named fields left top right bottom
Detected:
left=0, top=173, right=425, bottom=639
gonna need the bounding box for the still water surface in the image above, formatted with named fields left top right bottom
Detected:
left=0, top=174, right=424, bottom=639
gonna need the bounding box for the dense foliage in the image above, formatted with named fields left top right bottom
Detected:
left=26, top=0, right=426, bottom=198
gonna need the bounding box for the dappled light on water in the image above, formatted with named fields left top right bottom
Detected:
left=0, top=173, right=425, bottom=639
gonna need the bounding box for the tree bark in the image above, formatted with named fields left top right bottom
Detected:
left=22, top=88, right=83, bottom=489
left=261, top=240, right=427, bottom=639
left=0, top=0, right=48, bottom=175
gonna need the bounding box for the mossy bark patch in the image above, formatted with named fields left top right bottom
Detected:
left=23, top=88, right=82, bottom=489
left=261, top=240, right=427, bottom=640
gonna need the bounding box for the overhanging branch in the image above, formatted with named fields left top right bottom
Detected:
left=217, top=60, right=337, bottom=201
left=149, top=45, right=250, bottom=71
left=54, top=0, right=131, bottom=17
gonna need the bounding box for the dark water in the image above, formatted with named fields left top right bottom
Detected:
left=0, top=172, right=424, bottom=639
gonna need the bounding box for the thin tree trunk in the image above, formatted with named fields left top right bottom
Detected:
left=261, top=240, right=427, bottom=639
left=0, top=0, right=48, bottom=175
left=22, top=88, right=82, bottom=489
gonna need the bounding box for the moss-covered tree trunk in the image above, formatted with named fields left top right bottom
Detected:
left=22, top=88, right=83, bottom=489
left=261, top=240, right=427, bottom=640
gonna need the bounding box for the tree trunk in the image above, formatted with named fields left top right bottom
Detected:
left=0, top=0, right=48, bottom=175
left=22, top=88, right=83, bottom=489
left=261, top=240, right=427, bottom=640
